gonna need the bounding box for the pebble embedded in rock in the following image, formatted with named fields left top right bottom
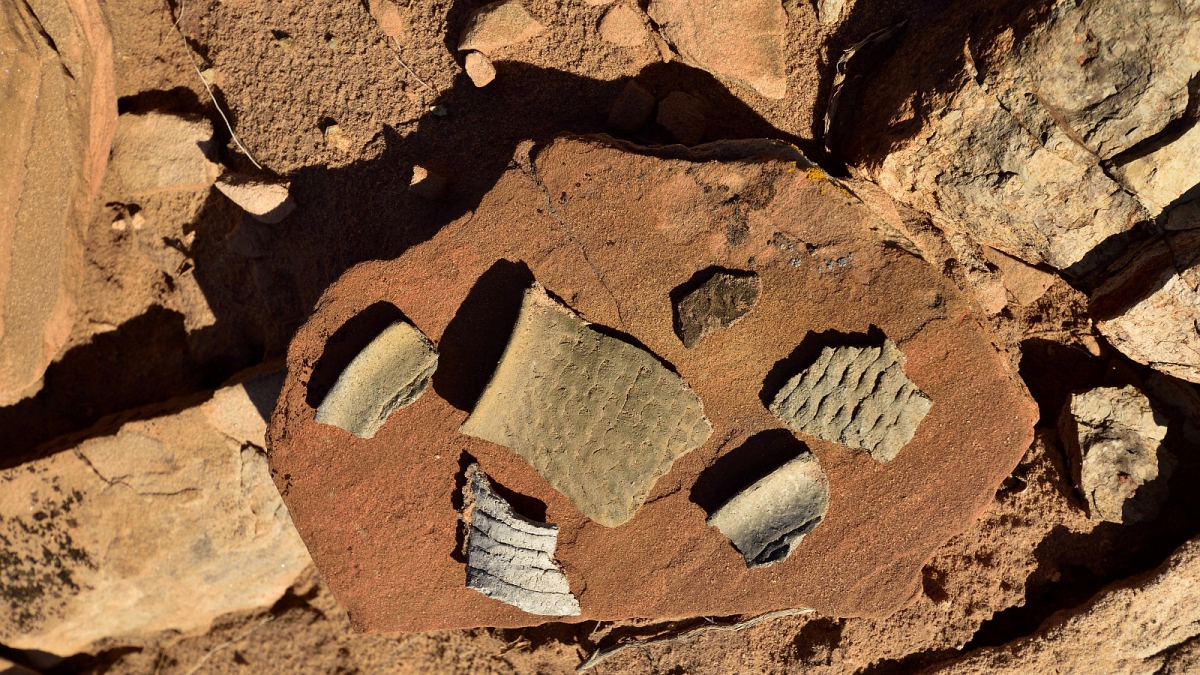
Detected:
left=368, top=0, right=408, bottom=37
left=673, top=270, right=760, bottom=348
left=1058, top=385, right=1172, bottom=524
left=656, top=91, right=707, bottom=145
left=314, top=320, right=439, bottom=439
left=599, top=4, right=647, bottom=47
left=324, top=124, right=352, bottom=152
left=409, top=165, right=448, bottom=199
left=707, top=453, right=829, bottom=568
left=982, top=246, right=1056, bottom=306
left=462, top=464, right=580, bottom=616
left=607, top=80, right=656, bottom=132
left=460, top=283, right=712, bottom=527
left=770, top=340, right=932, bottom=462
left=465, top=51, right=496, bottom=87
left=457, top=0, right=546, bottom=55
left=214, top=173, right=297, bottom=224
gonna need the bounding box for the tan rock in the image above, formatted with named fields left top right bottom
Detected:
left=464, top=51, right=496, bottom=87
left=0, top=371, right=310, bottom=656
left=1059, top=385, right=1171, bottom=523
left=367, top=0, right=407, bottom=37
left=607, top=80, right=656, bottom=132
left=0, top=0, right=115, bottom=406
left=656, top=91, right=707, bottom=145
left=1093, top=230, right=1200, bottom=383
left=323, top=123, right=352, bottom=152
left=214, top=173, right=297, bottom=224
left=926, top=534, right=1200, bottom=675
left=599, top=4, right=647, bottom=48
left=862, top=0, right=1200, bottom=273
left=817, top=0, right=846, bottom=23
left=983, top=246, right=1057, bottom=306
left=409, top=165, right=448, bottom=199
left=647, top=0, right=787, bottom=99
left=1112, top=122, right=1200, bottom=216
left=457, top=0, right=546, bottom=55
left=110, top=112, right=219, bottom=195
left=0, top=658, right=39, bottom=675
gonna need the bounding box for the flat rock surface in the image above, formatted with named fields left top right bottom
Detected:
left=674, top=270, right=760, bottom=348
left=0, top=371, right=309, bottom=656
left=268, top=136, right=1036, bottom=632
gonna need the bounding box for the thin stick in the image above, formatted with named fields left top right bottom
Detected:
left=163, top=0, right=264, bottom=170
left=389, top=36, right=437, bottom=94
left=183, top=615, right=274, bottom=675
left=576, top=608, right=814, bottom=673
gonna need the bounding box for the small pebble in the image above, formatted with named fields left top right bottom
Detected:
left=465, top=51, right=496, bottom=87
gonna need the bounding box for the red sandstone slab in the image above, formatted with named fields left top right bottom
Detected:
left=267, top=137, right=1036, bottom=632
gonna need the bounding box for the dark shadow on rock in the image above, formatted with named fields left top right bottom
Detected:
left=304, top=301, right=408, bottom=409
left=792, top=617, right=845, bottom=667
left=689, top=429, right=809, bottom=517
left=758, top=326, right=888, bottom=408
left=1018, top=338, right=1110, bottom=429
left=586, top=322, right=681, bottom=376
left=116, top=87, right=204, bottom=115
left=434, top=260, right=535, bottom=412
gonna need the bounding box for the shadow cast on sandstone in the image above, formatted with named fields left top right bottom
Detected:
left=0, top=60, right=795, bottom=464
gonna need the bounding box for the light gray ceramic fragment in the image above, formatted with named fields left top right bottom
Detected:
left=769, top=340, right=931, bottom=462
left=707, top=453, right=829, bottom=568
left=313, top=320, right=438, bottom=439
left=462, top=464, right=580, bottom=616
left=460, top=283, right=712, bottom=527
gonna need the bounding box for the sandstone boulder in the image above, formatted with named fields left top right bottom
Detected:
left=647, top=0, right=787, bottom=99
left=0, top=0, right=115, bottom=405
left=268, top=136, right=1035, bottom=632
left=1058, top=385, right=1171, bottom=523
left=926, top=534, right=1200, bottom=675
left=1092, top=230, right=1200, bottom=383
left=863, top=0, right=1200, bottom=273
left=0, top=371, right=310, bottom=656
left=457, top=0, right=546, bottom=55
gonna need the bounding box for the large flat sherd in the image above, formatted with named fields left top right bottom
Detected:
left=707, top=453, right=829, bottom=568
left=461, top=283, right=712, bottom=527
left=269, top=136, right=1037, bottom=632
left=770, top=340, right=931, bottom=462
left=463, top=464, right=580, bottom=616
left=313, top=320, right=438, bottom=439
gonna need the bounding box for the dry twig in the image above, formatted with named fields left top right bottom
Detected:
left=576, top=608, right=814, bottom=672
left=182, top=615, right=274, bottom=675
left=389, top=36, right=437, bottom=94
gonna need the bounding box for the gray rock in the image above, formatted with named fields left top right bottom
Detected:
left=674, top=271, right=760, bottom=348
left=707, top=453, right=829, bottom=568
left=313, top=320, right=438, bottom=439
left=460, top=283, right=712, bottom=527
left=462, top=464, right=580, bottom=616
left=769, top=340, right=931, bottom=462
left=867, top=0, right=1200, bottom=273
left=1059, top=385, right=1171, bottom=524
left=1093, top=230, right=1200, bottom=383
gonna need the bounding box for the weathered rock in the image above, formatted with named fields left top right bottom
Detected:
left=707, top=453, right=829, bottom=568
left=213, top=173, right=296, bottom=224
left=770, top=340, right=932, bottom=462
left=1168, top=199, right=1200, bottom=231
left=314, top=320, right=438, bottom=439
left=647, top=0, right=787, bottom=99
left=982, top=246, right=1057, bottom=306
left=409, top=165, right=448, bottom=199
left=656, top=91, right=708, bottom=145
left=462, top=464, right=580, bottom=616
left=457, top=0, right=546, bottom=55
left=1112, top=122, right=1200, bottom=216
left=926, top=534, right=1200, bottom=675
left=110, top=112, right=219, bottom=195
left=0, top=371, right=309, bottom=656
left=464, top=51, right=496, bottom=87
left=269, top=136, right=1036, bottom=632
left=599, top=4, right=647, bottom=48
left=367, top=0, right=407, bottom=37
left=673, top=270, right=760, bottom=348
left=1092, top=230, right=1200, bottom=383
left=1059, top=385, right=1171, bottom=524
left=607, top=80, right=656, bottom=132
left=863, top=0, right=1200, bottom=273
left=460, top=283, right=712, bottom=527
left=817, top=0, right=846, bottom=24
left=0, top=0, right=115, bottom=405
left=323, top=123, right=352, bottom=152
